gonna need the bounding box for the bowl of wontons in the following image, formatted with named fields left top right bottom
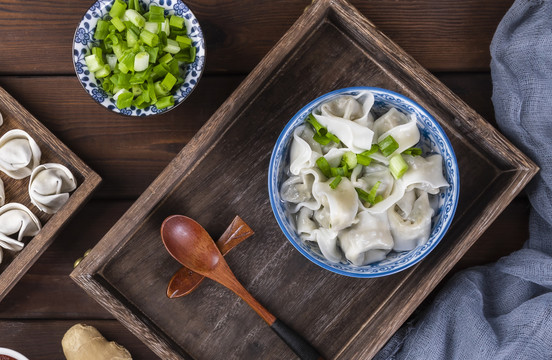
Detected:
left=268, top=87, right=459, bottom=277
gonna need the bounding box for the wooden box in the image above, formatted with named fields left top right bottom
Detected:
left=0, top=86, right=101, bottom=302
left=71, top=0, right=537, bottom=359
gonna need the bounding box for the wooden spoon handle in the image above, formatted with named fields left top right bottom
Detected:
left=271, top=319, right=324, bottom=360
left=225, top=276, right=323, bottom=360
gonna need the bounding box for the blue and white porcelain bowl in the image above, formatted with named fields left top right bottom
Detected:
left=268, top=87, right=459, bottom=278
left=73, top=0, right=205, bottom=116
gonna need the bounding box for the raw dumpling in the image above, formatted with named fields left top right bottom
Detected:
left=29, top=163, right=77, bottom=214
left=320, top=93, right=375, bottom=127
left=0, top=203, right=41, bottom=264
left=312, top=177, right=358, bottom=231
left=372, top=108, right=409, bottom=140
left=302, top=227, right=342, bottom=263
left=313, top=95, right=374, bottom=153
left=0, top=129, right=41, bottom=179
left=388, top=191, right=434, bottom=251
left=377, top=114, right=420, bottom=157
left=339, top=211, right=393, bottom=266
left=402, top=154, right=449, bottom=194
left=289, top=126, right=322, bottom=175
left=281, top=168, right=324, bottom=213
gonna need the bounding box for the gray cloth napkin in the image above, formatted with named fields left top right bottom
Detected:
left=374, top=1, right=552, bottom=359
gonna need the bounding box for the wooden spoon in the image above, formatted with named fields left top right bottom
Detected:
left=161, top=215, right=324, bottom=360
left=166, top=215, right=254, bottom=298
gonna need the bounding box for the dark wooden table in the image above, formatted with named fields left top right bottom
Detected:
left=0, top=0, right=528, bottom=358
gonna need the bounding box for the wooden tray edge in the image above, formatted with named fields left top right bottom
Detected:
left=0, top=85, right=102, bottom=302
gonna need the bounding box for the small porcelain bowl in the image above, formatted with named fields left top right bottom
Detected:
left=0, top=347, right=29, bottom=360
left=72, top=0, right=205, bottom=116
left=268, top=87, right=459, bottom=277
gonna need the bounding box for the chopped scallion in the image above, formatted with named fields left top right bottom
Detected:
left=378, top=135, right=399, bottom=157
left=361, top=144, right=379, bottom=157
left=94, top=20, right=110, bottom=40
left=313, top=133, right=331, bottom=146
left=367, top=181, right=381, bottom=205
left=342, top=151, right=357, bottom=169
left=355, top=187, right=370, bottom=203
left=403, top=147, right=422, bottom=156
left=306, top=114, right=327, bottom=136
left=389, top=153, right=408, bottom=179
left=110, top=17, right=126, bottom=32
left=329, top=176, right=342, bottom=189
left=109, top=0, right=127, bottom=18
left=163, top=38, right=181, bottom=54
left=356, top=154, right=372, bottom=166
left=155, top=95, right=174, bottom=109
left=116, top=89, right=134, bottom=108
left=125, top=9, right=146, bottom=28
left=134, top=51, right=150, bottom=72
left=316, top=157, right=331, bottom=178
left=169, top=15, right=185, bottom=29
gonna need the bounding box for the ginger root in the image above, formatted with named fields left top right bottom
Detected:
left=62, top=324, right=132, bottom=360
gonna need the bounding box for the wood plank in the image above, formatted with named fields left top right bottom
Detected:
left=0, top=73, right=496, bottom=199
left=0, top=319, right=157, bottom=360
left=0, top=0, right=512, bottom=75
left=70, top=0, right=536, bottom=358
left=0, top=197, right=528, bottom=320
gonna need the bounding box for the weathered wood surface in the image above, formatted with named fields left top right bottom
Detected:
left=0, top=0, right=512, bottom=75
left=0, top=0, right=532, bottom=359
left=70, top=0, right=536, bottom=359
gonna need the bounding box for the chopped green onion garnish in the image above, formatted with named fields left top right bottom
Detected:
left=316, top=157, right=331, bottom=178
left=176, top=35, right=192, bottom=47
left=367, top=181, right=381, bottom=205
left=156, top=95, right=174, bottom=109
left=313, top=133, right=331, bottom=146
left=158, top=53, right=173, bottom=64
left=325, top=132, right=340, bottom=145
left=403, top=147, right=422, bottom=156
left=144, top=21, right=160, bottom=34
left=378, top=135, right=399, bottom=157
left=110, top=17, right=126, bottom=32
left=330, top=165, right=348, bottom=177
left=85, top=54, right=103, bottom=72
left=169, top=15, right=185, bottom=29
left=329, top=176, right=342, bottom=189
left=361, top=144, right=379, bottom=157
left=95, top=64, right=111, bottom=78
left=389, top=153, right=409, bottom=179
left=306, top=114, right=327, bottom=136
left=355, top=187, right=370, bottom=203
left=149, top=5, right=165, bottom=23
left=125, top=9, right=146, bottom=28
left=116, top=89, right=134, bottom=109
left=161, top=72, right=177, bottom=91
left=342, top=151, right=357, bottom=169
left=163, top=39, right=181, bottom=54
left=356, top=154, right=372, bottom=166
left=109, top=0, right=127, bottom=18
left=140, top=29, right=159, bottom=47
left=90, top=0, right=197, bottom=110
left=374, top=195, right=383, bottom=204
left=94, top=20, right=110, bottom=40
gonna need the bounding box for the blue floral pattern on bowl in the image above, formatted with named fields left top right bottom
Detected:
left=72, top=0, right=205, bottom=116
left=268, top=87, right=460, bottom=278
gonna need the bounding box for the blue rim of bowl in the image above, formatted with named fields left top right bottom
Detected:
left=268, top=86, right=460, bottom=278
left=72, top=0, right=205, bottom=116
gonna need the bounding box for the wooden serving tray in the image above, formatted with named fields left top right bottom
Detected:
left=71, top=0, right=537, bottom=359
left=0, top=86, right=101, bottom=302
